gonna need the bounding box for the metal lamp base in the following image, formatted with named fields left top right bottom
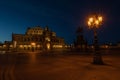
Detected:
left=92, top=54, right=104, bottom=65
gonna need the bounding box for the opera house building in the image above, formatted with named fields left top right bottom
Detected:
left=1, top=26, right=65, bottom=51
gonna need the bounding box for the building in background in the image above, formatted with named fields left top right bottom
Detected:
left=74, top=27, right=88, bottom=51
left=1, top=26, right=65, bottom=52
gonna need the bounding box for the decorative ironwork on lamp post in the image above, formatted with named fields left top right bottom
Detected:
left=87, top=15, right=104, bottom=64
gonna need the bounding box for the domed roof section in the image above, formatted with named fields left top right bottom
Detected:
left=26, top=26, right=43, bottom=35
left=34, top=26, right=43, bottom=29
left=27, top=26, right=43, bottom=30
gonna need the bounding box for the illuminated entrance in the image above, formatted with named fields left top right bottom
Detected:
left=46, top=43, right=50, bottom=50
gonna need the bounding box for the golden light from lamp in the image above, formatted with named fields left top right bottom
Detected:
left=89, top=17, right=94, bottom=22
left=37, top=45, right=40, bottom=47
left=3, top=45, right=6, bottom=48
left=98, top=16, right=102, bottom=22
left=105, top=45, right=109, bottom=48
left=31, top=42, right=36, bottom=46
left=10, top=45, right=13, bottom=48
left=88, top=21, right=91, bottom=26
left=19, top=45, right=23, bottom=48
left=95, top=20, right=99, bottom=25
left=87, top=15, right=103, bottom=29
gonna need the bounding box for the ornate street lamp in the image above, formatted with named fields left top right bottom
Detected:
left=87, top=15, right=104, bottom=64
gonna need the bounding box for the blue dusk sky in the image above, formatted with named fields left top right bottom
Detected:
left=0, top=0, right=120, bottom=44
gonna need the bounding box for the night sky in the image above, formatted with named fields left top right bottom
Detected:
left=0, top=0, right=120, bottom=44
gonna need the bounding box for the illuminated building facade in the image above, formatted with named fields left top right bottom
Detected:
left=11, top=26, right=64, bottom=51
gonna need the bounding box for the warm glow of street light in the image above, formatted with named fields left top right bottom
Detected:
left=89, top=17, right=94, bottom=22
left=87, top=15, right=103, bottom=29
left=88, top=21, right=91, bottom=26
left=95, top=20, right=99, bottom=25
left=87, top=14, right=104, bottom=64
left=31, top=42, right=36, bottom=46
left=98, top=16, right=102, bottom=22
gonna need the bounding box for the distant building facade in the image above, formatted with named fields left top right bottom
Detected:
left=2, top=26, right=65, bottom=51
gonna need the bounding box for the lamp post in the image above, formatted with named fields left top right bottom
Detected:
left=87, top=15, right=104, bottom=64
